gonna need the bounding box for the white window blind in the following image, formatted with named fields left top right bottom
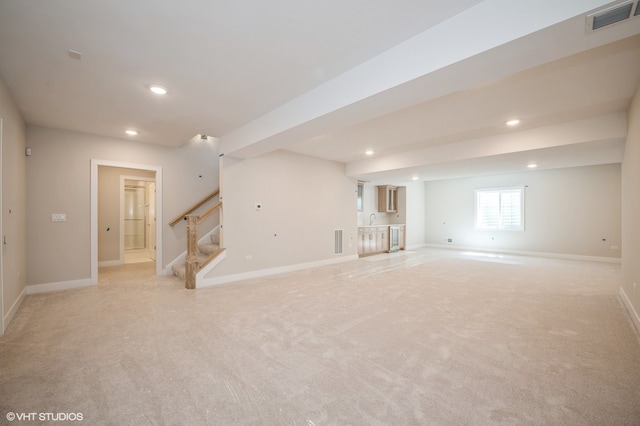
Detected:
left=475, top=187, right=524, bottom=231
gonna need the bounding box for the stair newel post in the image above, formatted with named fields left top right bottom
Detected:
left=185, top=214, right=199, bottom=289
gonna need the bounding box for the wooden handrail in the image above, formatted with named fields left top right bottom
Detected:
left=199, top=247, right=225, bottom=270
left=169, top=189, right=220, bottom=226
left=198, top=201, right=222, bottom=224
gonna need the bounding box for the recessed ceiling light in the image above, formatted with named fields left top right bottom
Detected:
left=67, top=50, right=82, bottom=61
left=411, top=176, right=419, bottom=181
left=527, top=163, right=538, bottom=169
left=125, top=130, right=138, bottom=136
left=365, top=150, right=374, bottom=156
left=150, top=85, right=168, bottom=95
left=506, top=119, right=520, bottom=126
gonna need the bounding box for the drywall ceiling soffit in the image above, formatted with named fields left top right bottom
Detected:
left=287, top=34, right=640, bottom=164
left=0, top=0, right=484, bottom=147
left=352, top=138, right=626, bottom=185
left=219, top=0, right=636, bottom=158
left=346, top=112, right=628, bottom=183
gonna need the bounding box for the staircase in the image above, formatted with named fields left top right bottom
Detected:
left=168, top=189, right=225, bottom=288
left=171, top=229, right=223, bottom=281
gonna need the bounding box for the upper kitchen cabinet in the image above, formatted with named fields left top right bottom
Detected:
left=377, top=185, right=398, bottom=213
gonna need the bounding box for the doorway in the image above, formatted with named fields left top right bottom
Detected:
left=91, top=159, right=163, bottom=284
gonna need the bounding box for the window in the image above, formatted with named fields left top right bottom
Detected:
left=357, top=182, right=364, bottom=211
left=475, top=187, right=524, bottom=231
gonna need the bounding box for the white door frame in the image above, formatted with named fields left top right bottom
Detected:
left=0, top=118, right=4, bottom=334
left=91, top=159, right=163, bottom=284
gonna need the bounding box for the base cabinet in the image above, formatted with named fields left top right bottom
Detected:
left=357, top=226, right=388, bottom=255
left=357, top=225, right=405, bottom=256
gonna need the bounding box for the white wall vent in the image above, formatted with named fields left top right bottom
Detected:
left=334, top=229, right=343, bottom=255
left=586, top=1, right=638, bottom=32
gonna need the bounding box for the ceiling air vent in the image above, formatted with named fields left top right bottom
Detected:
left=587, top=1, right=636, bottom=32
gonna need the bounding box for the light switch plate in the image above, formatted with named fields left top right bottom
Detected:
left=51, top=213, right=67, bottom=222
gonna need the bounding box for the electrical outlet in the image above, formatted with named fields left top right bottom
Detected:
left=245, top=255, right=252, bottom=261
left=610, top=245, right=618, bottom=250
left=634, top=282, right=637, bottom=293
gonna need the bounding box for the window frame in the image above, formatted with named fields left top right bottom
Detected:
left=357, top=181, right=364, bottom=211
left=474, top=186, right=525, bottom=232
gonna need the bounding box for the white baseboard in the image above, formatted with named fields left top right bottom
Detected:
left=26, top=278, right=95, bottom=295
left=3, top=287, right=26, bottom=333
left=405, top=243, right=427, bottom=251
left=197, top=254, right=358, bottom=289
left=196, top=249, right=227, bottom=281
left=98, top=259, right=123, bottom=267
left=619, top=287, right=640, bottom=338
left=423, top=243, right=622, bottom=264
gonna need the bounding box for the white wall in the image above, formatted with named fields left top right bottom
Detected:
left=425, top=164, right=621, bottom=259
left=26, top=126, right=218, bottom=287
left=205, top=150, right=357, bottom=281
left=621, top=85, right=640, bottom=330
left=0, top=75, right=27, bottom=333
left=403, top=181, right=426, bottom=249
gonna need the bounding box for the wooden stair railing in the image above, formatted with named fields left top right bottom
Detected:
left=170, top=190, right=223, bottom=289
left=169, top=189, right=220, bottom=226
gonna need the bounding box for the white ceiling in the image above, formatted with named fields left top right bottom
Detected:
left=1, top=0, right=639, bottom=184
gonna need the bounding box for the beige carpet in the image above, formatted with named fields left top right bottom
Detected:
left=1, top=248, right=639, bottom=425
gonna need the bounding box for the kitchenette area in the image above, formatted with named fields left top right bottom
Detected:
left=357, top=183, right=406, bottom=256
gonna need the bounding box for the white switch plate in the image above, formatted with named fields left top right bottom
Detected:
left=51, top=213, right=67, bottom=222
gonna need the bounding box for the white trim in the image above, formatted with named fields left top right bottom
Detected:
left=619, top=287, right=640, bottom=338
left=3, top=287, right=25, bottom=331
left=26, top=279, right=94, bottom=295
left=91, top=159, right=164, bottom=284
left=0, top=117, right=3, bottom=334
left=98, top=260, right=123, bottom=267
left=197, top=254, right=358, bottom=288
left=196, top=248, right=227, bottom=281
left=405, top=243, right=428, bottom=251
left=423, top=243, right=622, bottom=264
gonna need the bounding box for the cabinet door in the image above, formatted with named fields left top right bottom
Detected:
left=377, top=227, right=388, bottom=251
left=377, top=185, right=398, bottom=212
left=387, top=187, right=397, bottom=212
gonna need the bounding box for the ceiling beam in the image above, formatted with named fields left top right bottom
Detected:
left=346, top=112, right=627, bottom=180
